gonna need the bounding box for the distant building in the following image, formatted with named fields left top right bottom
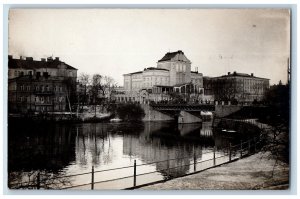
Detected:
left=203, top=71, right=269, bottom=103
left=116, top=50, right=204, bottom=103
left=8, top=55, right=77, bottom=113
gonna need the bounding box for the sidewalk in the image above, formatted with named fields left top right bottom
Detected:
left=140, top=152, right=289, bottom=190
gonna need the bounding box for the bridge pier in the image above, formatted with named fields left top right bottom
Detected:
left=178, top=111, right=202, bottom=124
left=142, top=104, right=174, bottom=121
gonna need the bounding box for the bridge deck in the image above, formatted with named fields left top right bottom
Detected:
left=150, top=104, right=215, bottom=111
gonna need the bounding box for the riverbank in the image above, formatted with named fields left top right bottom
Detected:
left=140, top=151, right=289, bottom=190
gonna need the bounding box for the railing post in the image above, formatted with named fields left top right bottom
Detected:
left=240, top=140, right=243, bottom=158
left=36, top=172, right=40, bottom=190
left=254, top=137, right=256, bottom=152
left=91, top=166, right=94, bottom=190
left=248, top=140, right=251, bottom=154
left=193, top=149, right=197, bottom=172
left=229, top=143, right=232, bottom=161
left=133, top=160, right=136, bottom=187
left=213, top=146, right=216, bottom=166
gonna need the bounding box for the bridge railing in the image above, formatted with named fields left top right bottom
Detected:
left=9, top=135, right=265, bottom=190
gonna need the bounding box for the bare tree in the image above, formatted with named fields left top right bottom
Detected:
left=78, top=73, right=90, bottom=109
left=103, top=76, right=117, bottom=102
left=90, top=74, right=105, bottom=117
left=63, top=77, right=76, bottom=113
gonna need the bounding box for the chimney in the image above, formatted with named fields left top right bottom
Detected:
left=20, top=56, right=23, bottom=60
left=55, top=57, right=59, bottom=61
left=26, top=57, right=33, bottom=61
left=8, top=55, right=13, bottom=60
left=228, top=72, right=231, bottom=75
left=41, top=58, right=46, bottom=62
left=233, top=71, right=237, bottom=75
left=251, top=73, right=254, bottom=77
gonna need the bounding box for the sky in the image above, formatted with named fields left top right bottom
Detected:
left=8, top=9, right=290, bottom=85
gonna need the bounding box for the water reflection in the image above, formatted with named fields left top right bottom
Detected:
left=8, top=120, right=258, bottom=189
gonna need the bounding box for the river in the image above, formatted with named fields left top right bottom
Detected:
left=8, top=121, right=259, bottom=189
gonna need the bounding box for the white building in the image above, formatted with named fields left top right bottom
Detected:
left=115, top=50, right=204, bottom=103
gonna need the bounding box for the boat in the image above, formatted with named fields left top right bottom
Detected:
left=221, top=129, right=237, bottom=133
left=110, top=118, right=122, bottom=123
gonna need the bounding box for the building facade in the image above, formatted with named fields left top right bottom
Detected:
left=8, top=55, right=77, bottom=114
left=203, top=72, right=270, bottom=103
left=116, top=50, right=204, bottom=103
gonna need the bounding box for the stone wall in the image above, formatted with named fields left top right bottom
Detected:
left=141, top=104, right=174, bottom=121
left=215, top=105, right=243, bottom=118
left=178, top=111, right=202, bottom=124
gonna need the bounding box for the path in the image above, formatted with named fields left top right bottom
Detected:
left=140, top=152, right=289, bottom=190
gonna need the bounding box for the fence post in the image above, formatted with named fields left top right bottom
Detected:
left=229, top=143, right=232, bottom=161
left=254, top=137, right=256, bottom=152
left=133, top=160, right=136, bottom=187
left=91, top=166, right=94, bottom=190
left=213, top=146, right=216, bottom=166
left=248, top=140, right=251, bottom=154
left=240, top=140, right=243, bottom=158
left=37, top=172, right=40, bottom=190
left=193, top=148, right=197, bottom=172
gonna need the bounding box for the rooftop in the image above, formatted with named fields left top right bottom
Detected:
left=8, top=55, right=77, bottom=70
left=144, top=67, right=169, bottom=71
left=216, top=72, right=269, bottom=80
left=158, top=50, right=185, bottom=62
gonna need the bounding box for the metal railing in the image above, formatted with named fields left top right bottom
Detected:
left=9, top=134, right=265, bottom=190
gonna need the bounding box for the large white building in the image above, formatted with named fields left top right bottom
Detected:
left=115, top=50, right=204, bottom=103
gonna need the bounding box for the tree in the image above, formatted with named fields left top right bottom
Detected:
left=63, top=77, right=76, bottom=113
left=90, top=74, right=105, bottom=117
left=259, top=82, right=290, bottom=167
left=116, top=103, right=145, bottom=121
left=78, top=73, right=90, bottom=109
left=103, top=76, right=117, bottom=102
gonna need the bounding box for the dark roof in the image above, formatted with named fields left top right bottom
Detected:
left=153, top=85, right=173, bottom=88
left=124, top=71, right=143, bottom=75
left=217, top=72, right=269, bottom=80
left=144, top=67, right=169, bottom=71
left=224, top=72, right=251, bottom=77
left=8, top=57, right=77, bottom=70
left=158, top=50, right=184, bottom=62
left=173, top=82, right=192, bottom=87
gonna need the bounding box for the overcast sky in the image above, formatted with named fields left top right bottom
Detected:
left=9, top=9, right=290, bottom=85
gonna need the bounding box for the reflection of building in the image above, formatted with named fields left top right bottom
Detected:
left=115, top=50, right=204, bottom=103
left=122, top=122, right=194, bottom=178
left=200, top=122, right=213, bottom=137
left=203, top=72, right=269, bottom=103
left=8, top=124, right=76, bottom=172
left=8, top=56, right=77, bottom=113
left=123, top=134, right=191, bottom=179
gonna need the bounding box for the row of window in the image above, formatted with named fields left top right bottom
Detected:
left=18, top=84, right=63, bottom=92
left=17, top=96, right=65, bottom=103
left=23, top=105, right=65, bottom=112
left=10, top=69, right=76, bottom=78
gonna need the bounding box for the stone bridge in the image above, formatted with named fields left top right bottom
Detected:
left=150, top=104, right=215, bottom=112
left=142, top=104, right=243, bottom=123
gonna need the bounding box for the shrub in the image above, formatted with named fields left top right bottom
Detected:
left=116, top=103, right=145, bottom=121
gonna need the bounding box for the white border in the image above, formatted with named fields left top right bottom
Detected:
left=1, top=1, right=298, bottom=199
